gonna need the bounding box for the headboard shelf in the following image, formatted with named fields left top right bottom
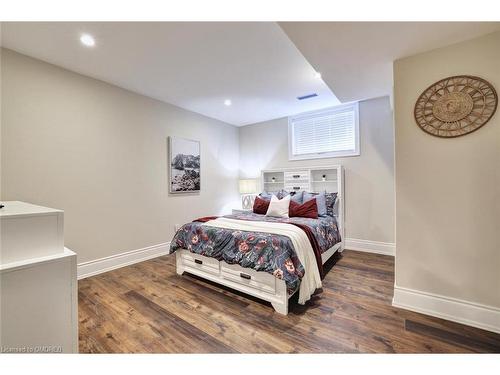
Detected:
left=261, top=166, right=342, bottom=193
left=261, top=165, right=345, bottom=243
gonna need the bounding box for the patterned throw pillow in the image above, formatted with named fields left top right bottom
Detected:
left=276, top=189, right=289, bottom=199
left=325, top=192, right=338, bottom=217
left=260, top=190, right=290, bottom=200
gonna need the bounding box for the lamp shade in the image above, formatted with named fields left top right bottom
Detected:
left=239, top=179, right=258, bottom=194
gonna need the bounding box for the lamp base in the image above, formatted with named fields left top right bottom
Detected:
left=241, top=194, right=255, bottom=210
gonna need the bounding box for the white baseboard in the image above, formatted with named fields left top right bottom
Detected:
left=77, top=242, right=170, bottom=280
left=393, top=285, right=500, bottom=334
left=345, top=238, right=395, bottom=256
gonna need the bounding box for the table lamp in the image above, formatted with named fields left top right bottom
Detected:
left=239, top=179, right=258, bottom=209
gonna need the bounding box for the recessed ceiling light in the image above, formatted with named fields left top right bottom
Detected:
left=224, top=99, right=232, bottom=106
left=80, top=34, right=96, bottom=47
left=315, top=72, right=322, bottom=79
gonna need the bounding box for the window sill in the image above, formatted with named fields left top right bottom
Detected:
left=288, top=151, right=360, bottom=161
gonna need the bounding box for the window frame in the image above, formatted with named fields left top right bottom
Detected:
left=288, top=102, right=360, bottom=161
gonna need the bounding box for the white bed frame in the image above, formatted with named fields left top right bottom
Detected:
left=176, top=165, right=344, bottom=315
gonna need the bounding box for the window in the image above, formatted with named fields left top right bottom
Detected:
left=288, top=102, right=359, bottom=160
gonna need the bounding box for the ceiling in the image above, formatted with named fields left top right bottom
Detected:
left=0, top=22, right=339, bottom=126
left=2, top=22, right=499, bottom=126
left=280, top=22, right=500, bottom=103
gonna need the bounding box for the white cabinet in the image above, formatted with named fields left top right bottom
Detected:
left=1, top=201, right=64, bottom=264
left=0, top=201, right=78, bottom=353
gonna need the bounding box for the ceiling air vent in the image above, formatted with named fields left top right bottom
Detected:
left=297, top=93, right=318, bottom=100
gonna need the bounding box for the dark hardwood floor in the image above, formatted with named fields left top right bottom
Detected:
left=78, top=250, right=500, bottom=353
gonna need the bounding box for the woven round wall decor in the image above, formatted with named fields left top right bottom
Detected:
left=414, top=75, right=497, bottom=138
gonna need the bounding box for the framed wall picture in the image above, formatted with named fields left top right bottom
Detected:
left=168, top=137, right=200, bottom=193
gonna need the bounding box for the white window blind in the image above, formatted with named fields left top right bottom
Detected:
left=288, top=103, right=359, bottom=160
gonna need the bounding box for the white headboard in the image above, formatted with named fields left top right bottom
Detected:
left=261, top=165, right=345, bottom=241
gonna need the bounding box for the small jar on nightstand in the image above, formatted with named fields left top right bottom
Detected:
left=232, top=208, right=252, bottom=215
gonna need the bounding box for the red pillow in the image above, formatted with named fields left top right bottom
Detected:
left=289, top=198, right=318, bottom=219
left=253, top=196, right=270, bottom=215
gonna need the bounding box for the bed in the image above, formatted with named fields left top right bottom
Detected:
left=169, top=165, right=344, bottom=315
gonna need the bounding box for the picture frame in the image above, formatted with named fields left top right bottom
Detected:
left=168, top=136, right=201, bottom=194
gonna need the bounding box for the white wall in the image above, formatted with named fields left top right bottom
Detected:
left=394, top=31, right=500, bottom=315
left=0, top=50, right=396, bottom=265
left=1, top=48, right=240, bottom=264
left=239, top=96, right=395, bottom=246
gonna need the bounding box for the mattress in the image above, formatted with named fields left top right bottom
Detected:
left=169, top=212, right=341, bottom=296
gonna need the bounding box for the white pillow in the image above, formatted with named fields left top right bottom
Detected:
left=265, top=194, right=290, bottom=218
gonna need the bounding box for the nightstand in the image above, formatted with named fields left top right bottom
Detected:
left=232, top=208, right=252, bottom=215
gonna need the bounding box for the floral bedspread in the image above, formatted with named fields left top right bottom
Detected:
left=228, top=213, right=341, bottom=254
left=169, top=213, right=341, bottom=295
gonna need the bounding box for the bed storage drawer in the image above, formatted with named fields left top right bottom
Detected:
left=220, top=263, right=276, bottom=294
left=179, top=252, right=220, bottom=276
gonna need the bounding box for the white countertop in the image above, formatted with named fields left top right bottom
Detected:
left=0, top=201, right=63, bottom=218
left=0, top=247, right=76, bottom=272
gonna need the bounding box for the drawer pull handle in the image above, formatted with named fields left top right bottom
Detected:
left=293, top=187, right=300, bottom=190
left=194, top=259, right=203, bottom=265
left=240, top=273, right=251, bottom=280
left=293, top=175, right=300, bottom=178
